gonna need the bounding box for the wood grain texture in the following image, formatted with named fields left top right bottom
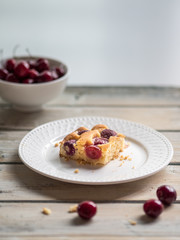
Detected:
left=0, top=203, right=179, bottom=237
left=0, top=165, right=179, bottom=201
left=1, top=86, right=180, bottom=106
left=2, top=238, right=179, bottom=240
left=0, top=131, right=179, bottom=163
left=0, top=107, right=180, bottom=130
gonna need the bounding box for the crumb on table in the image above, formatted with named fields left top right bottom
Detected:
left=42, top=208, right=51, bottom=215
left=74, top=169, right=79, bottom=173
left=128, top=220, right=137, bottom=225
left=68, top=204, right=78, bottom=213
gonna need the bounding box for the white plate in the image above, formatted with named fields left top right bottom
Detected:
left=18, top=116, right=173, bottom=185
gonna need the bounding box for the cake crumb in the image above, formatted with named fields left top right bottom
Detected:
left=128, top=157, right=132, bottom=161
left=54, top=143, right=59, bottom=147
left=119, top=163, right=123, bottom=167
left=42, top=208, right=51, bottom=215
left=128, top=220, right=136, bottom=225
left=124, top=155, right=129, bottom=160
left=68, top=204, right=78, bottom=213
left=74, top=169, right=79, bottom=173
left=132, top=166, right=135, bottom=169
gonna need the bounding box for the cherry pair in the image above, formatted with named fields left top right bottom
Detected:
left=143, top=185, right=177, bottom=218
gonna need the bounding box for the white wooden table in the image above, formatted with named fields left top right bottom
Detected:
left=0, top=87, right=180, bottom=239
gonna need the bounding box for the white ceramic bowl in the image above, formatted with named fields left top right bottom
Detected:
left=0, top=56, right=68, bottom=112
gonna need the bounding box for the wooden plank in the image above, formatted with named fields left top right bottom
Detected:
left=2, top=237, right=179, bottom=240
left=0, top=202, right=180, bottom=237
left=0, top=107, right=180, bottom=130
left=0, top=131, right=179, bottom=164
left=0, top=165, right=179, bottom=201
left=1, top=87, right=180, bottom=106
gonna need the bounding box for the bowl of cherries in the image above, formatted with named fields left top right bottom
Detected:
left=0, top=56, right=68, bottom=112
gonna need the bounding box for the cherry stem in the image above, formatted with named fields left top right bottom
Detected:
left=13, top=44, right=20, bottom=58
left=25, top=48, right=32, bottom=59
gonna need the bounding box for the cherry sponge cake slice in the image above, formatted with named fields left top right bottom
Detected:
left=59, top=124, right=125, bottom=165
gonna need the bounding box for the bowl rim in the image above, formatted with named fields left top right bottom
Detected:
left=0, top=56, right=69, bottom=87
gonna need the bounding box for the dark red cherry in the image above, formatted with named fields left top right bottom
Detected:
left=63, top=140, right=76, bottom=156
left=0, top=69, right=8, bottom=80
left=36, top=59, right=49, bottom=72
left=78, top=130, right=89, bottom=135
left=6, top=73, right=19, bottom=83
left=85, top=145, right=101, bottom=159
left=101, top=129, right=117, bottom=139
left=22, top=78, right=34, bottom=84
left=37, top=70, right=52, bottom=82
left=56, top=65, right=65, bottom=77
left=28, top=60, right=36, bottom=69
left=14, top=61, right=29, bottom=78
left=5, top=59, right=16, bottom=72
left=51, top=70, right=59, bottom=80
left=28, top=69, right=39, bottom=79
left=157, top=185, right=177, bottom=205
left=143, top=199, right=164, bottom=218
left=77, top=201, right=97, bottom=220
left=93, top=137, right=108, bottom=145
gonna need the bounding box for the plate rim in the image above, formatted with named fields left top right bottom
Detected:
left=18, top=116, right=174, bottom=185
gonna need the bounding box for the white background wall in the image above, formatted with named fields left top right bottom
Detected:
left=0, top=0, right=180, bottom=86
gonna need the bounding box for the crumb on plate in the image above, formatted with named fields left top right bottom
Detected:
left=54, top=143, right=59, bottom=147
left=74, top=169, right=79, bottom=173
left=42, top=208, right=51, bottom=215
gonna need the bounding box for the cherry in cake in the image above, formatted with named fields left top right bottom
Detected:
left=60, top=124, right=125, bottom=165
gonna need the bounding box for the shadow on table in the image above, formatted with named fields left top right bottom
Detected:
left=10, top=162, right=167, bottom=201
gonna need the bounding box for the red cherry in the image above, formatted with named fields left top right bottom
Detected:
left=5, top=59, right=16, bottom=72
left=101, top=129, right=117, bottom=139
left=51, top=70, right=59, bottom=80
left=28, top=60, right=36, bottom=69
left=14, top=61, right=29, bottom=78
left=85, top=145, right=101, bottom=159
left=77, top=201, right=97, bottom=220
left=93, top=137, right=108, bottom=145
left=28, top=69, right=39, bottom=79
left=157, top=185, right=177, bottom=205
left=56, top=65, right=65, bottom=77
left=6, top=73, right=19, bottom=83
left=143, top=199, right=164, bottom=218
left=36, top=59, right=49, bottom=72
left=63, top=140, right=76, bottom=155
left=0, top=69, right=9, bottom=80
left=22, top=78, right=34, bottom=84
left=37, top=70, right=53, bottom=82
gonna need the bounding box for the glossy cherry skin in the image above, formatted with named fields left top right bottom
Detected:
left=56, top=65, right=65, bottom=77
left=0, top=69, right=9, bottom=80
left=28, top=69, right=39, bottom=79
left=14, top=61, right=29, bottom=78
left=101, top=129, right=117, bottom=139
left=63, top=140, right=76, bottom=156
left=157, top=185, right=177, bottom=205
left=5, top=59, right=16, bottom=72
left=28, top=60, right=36, bottom=69
left=37, top=70, right=52, bottom=82
left=36, top=59, right=49, bottom=72
left=93, top=137, right=108, bottom=145
left=143, top=199, right=164, bottom=218
left=6, top=73, right=19, bottom=83
left=85, top=145, right=101, bottom=159
left=51, top=70, right=59, bottom=80
left=77, top=201, right=97, bottom=220
left=22, top=78, right=34, bottom=84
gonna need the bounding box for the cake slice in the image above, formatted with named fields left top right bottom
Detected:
left=60, top=124, right=125, bottom=165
